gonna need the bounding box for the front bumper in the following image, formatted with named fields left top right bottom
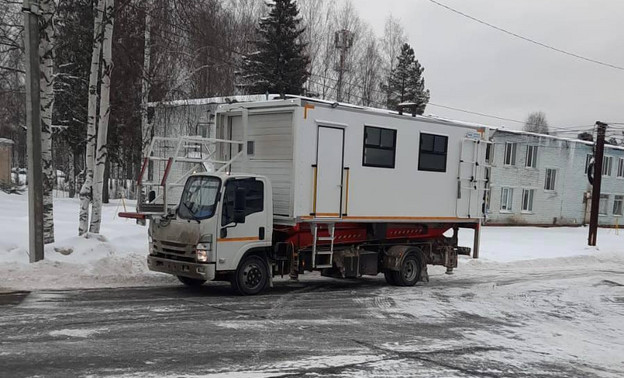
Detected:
left=147, top=255, right=216, bottom=281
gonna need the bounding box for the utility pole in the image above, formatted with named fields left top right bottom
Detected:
left=334, top=29, right=353, bottom=103
left=588, top=121, right=608, bottom=247
left=23, top=0, right=44, bottom=262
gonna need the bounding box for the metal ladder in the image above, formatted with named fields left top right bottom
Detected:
left=312, top=222, right=336, bottom=269
left=138, top=136, right=245, bottom=215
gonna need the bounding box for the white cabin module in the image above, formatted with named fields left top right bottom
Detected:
left=216, top=97, right=490, bottom=225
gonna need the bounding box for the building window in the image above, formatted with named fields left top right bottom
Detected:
left=525, top=146, right=538, bottom=168
left=485, top=144, right=493, bottom=164
left=504, top=142, right=517, bottom=166
left=603, top=156, right=613, bottom=176
left=363, top=126, right=397, bottom=168
left=585, top=154, right=593, bottom=174
left=614, top=195, right=623, bottom=216
left=544, top=169, right=557, bottom=191
left=521, top=189, right=535, bottom=212
left=599, top=194, right=609, bottom=215
left=418, top=133, right=448, bottom=172
left=500, top=187, right=514, bottom=212
left=618, top=158, right=624, bottom=178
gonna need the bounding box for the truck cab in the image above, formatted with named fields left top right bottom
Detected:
left=147, top=173, right=274, bottom=295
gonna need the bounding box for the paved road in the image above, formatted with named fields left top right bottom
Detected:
left=1, top=265, right=623, bottom=377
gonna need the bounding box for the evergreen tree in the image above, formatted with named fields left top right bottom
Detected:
left=241, top=0, right=310, bottom=97
left=385, top=43, right=430, bottom=114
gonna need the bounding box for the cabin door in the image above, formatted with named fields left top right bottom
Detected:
left=315, top=126, right=344, bottom=218
left=457, top=137, right=486, bottom=219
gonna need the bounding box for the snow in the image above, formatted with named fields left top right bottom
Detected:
left=0, top=191, right=175, bottom=290
left=0, top=190, right=623, bottom=292
left=49, top=328, right=108, bottom=338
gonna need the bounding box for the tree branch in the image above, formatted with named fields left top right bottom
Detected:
left=0, top=64, right=24, bottom=73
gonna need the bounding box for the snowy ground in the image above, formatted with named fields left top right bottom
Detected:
left=1, top=191, right=622, bottom=291
left=0, top=191, right=176, bottom=291
left=1, top=192, right=624, bottom=376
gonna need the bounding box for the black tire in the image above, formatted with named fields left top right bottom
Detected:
left=232, top=255, right=269, bottom=295
left=177, top=275, right=206, bottom=287
left=393, top=254, right=422, bottom=287
left=384, top=271, right=397, bottom=285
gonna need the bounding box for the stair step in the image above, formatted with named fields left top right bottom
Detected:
left=317, top=237, right=334, bottom=241
left=315, top=264, right=333, bottom=269
left=316, top=251, right=333, bottom=255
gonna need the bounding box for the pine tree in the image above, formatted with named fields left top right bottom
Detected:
left=386, top=43, right=430, bottom=114
left=241, top=0, right=310, bottom=97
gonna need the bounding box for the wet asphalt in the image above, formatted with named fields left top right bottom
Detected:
left=0, top=272, right=621, bottom=378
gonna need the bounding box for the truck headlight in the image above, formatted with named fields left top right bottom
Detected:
left=196, top=237, right=214, bottom=263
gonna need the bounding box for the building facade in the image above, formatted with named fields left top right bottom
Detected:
left=487, top=130, right=624, bottom=226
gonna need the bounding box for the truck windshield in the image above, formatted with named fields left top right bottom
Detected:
left=178, top=176, right=221, bottom=220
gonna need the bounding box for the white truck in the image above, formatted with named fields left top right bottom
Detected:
left=121, top=97, right=490, bottom=295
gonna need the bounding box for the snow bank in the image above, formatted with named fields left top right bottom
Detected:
left=0, top=191, right=175, bottom=290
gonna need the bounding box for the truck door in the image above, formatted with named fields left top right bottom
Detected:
left=315, top=126, right=345, bottom=218
left=217, top=178, right=270, bottom=271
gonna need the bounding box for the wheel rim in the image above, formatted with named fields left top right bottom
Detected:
left=403, top=259, right=418, bottom=282
left=242, top=262, right=263, bottom=290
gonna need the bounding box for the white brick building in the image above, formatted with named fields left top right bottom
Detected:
left=487, top=129, right=624, bottom=226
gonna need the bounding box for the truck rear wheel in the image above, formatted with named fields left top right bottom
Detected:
left=232, top=255, right=269, bottom=295
left=177, top=276, right=206, bottom=287
left=392, top=254, right=421, bottom=287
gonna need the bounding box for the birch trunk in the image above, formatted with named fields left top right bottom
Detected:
left=140, top=0, right=152, bottom=160
left=89, top=0, right=115, bottom=234
left=39, top=0, right=56, bottom=243
left=78, top=0, right=105, bottom=235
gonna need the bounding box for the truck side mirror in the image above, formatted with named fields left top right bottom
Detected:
left=233, top=187, right=247, bottom=224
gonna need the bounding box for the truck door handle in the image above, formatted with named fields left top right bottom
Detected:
left=259, top=227, right=265, bottom=240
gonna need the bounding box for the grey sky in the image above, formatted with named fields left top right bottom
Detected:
left=356, top=0, right=624, bottom=134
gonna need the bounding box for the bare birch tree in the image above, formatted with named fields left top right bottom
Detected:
left=140, top=0, right=152, bottom=163
left=89, top=0, right=115, bottom=234
left=78, top=0, right=105, bottom=235
left=381, top=15, right=406, bottom=105
left=39, top=0, right=56, bottom=243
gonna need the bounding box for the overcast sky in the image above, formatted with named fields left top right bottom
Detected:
left=356, top=0, right=624, bottom=135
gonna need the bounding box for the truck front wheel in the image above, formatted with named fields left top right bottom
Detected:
left=232, top=255, right=269, bottom=295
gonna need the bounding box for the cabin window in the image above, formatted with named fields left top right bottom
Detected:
left=418, top=133, right=448, bottom=172
left=222, top=179, right=264, bottom=226
left=363, top=126, right=397, bottom=168
left=618, top=158, right=624, bottom=178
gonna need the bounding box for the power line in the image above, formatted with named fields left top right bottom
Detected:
left=426, top=0, right=624, bottom=72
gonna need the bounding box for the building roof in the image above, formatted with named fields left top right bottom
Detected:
left=492, top=128, right=624, bottom=152
left=0, top=138, right=15, bottom=145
